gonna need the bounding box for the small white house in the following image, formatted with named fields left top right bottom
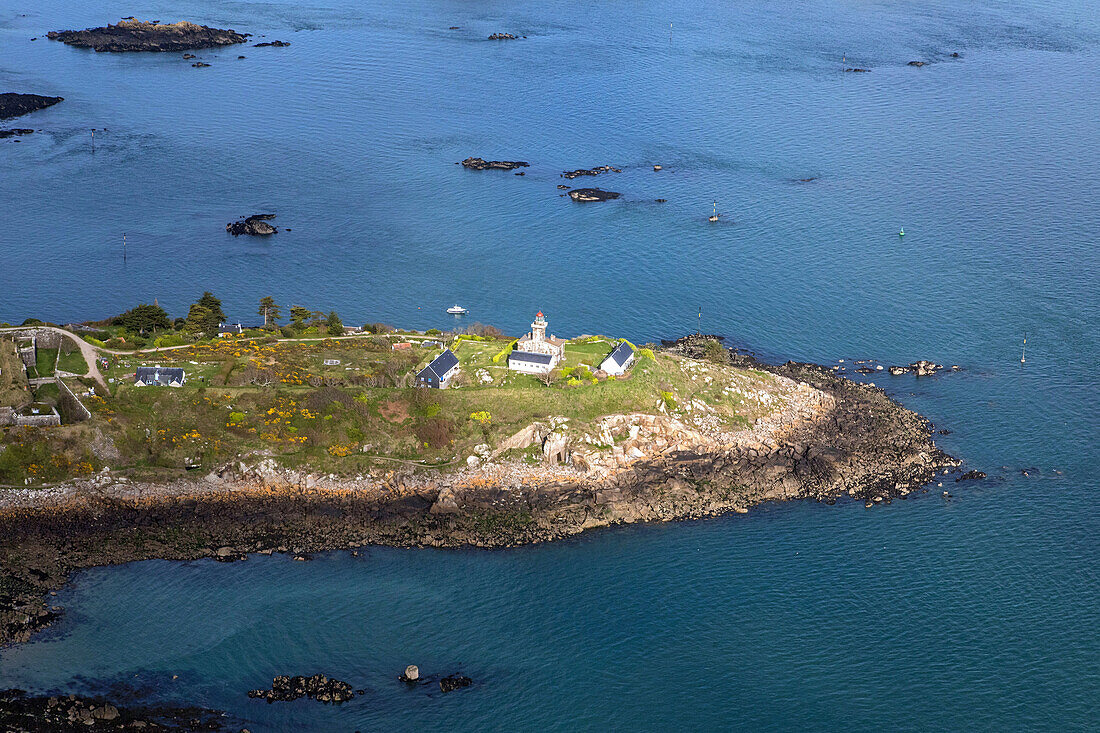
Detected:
left=599, top=342, right=635, bottom=376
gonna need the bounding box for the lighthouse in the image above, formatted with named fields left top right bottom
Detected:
left=531, top=311, right=547, bottom=344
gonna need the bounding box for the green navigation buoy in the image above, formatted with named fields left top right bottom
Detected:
left=899, top=228, right=905, bottom=237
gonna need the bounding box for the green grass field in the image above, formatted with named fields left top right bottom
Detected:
left=0, top=332, right=786, bottom=485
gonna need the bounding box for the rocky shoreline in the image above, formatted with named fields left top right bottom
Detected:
left=0, top=337, right=959, bottom=653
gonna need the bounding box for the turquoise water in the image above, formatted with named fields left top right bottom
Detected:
left=1, top=0, right=1098, bottom=729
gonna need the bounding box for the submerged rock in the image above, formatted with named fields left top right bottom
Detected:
left=956, top=469, right=986, bottom=482
left=461, top=157, right=529, bottom=171
left=568, top=188, right=621, bottom=202
left=254, top=40, right=290, bottom=47
left=227, top=213, right=278, bottom=236
left=48, top=19, right=248, bottom=52
left=0, top=128, right=34, bottom=139
left=908, top=60, right=927, bottom=67
left=0, top=93, right=63, bottom=120
left=439, top=674, right=472, bottom=693
left=844, top=68, right=871, bottom=73
left=248, top=674, right=356, bottom=704
left=488, top=33, right=519, bottom=40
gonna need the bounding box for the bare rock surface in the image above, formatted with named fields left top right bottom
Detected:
left=0, top=93, right=63, bottom=120
left=568, top=188, right=621, bottom=202
left=47, top=19, right=247, bottom=52
left=461, top=157, right=529, bottom=171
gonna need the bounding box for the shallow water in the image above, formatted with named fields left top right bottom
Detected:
left=1, top=0, right=1098, bottom=730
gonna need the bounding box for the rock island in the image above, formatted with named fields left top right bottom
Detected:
left=0, top=298, right=957, bottom=646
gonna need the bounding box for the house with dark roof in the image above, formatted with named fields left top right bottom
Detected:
left=134, top=366, right=186, bottom=387
left=217, top=322, right=243, bottom=337
left=416, top=349, right=460, bottom=389
left=599, top=341, right=635, bottom=376
left=507, top=350, right=555, bottom=375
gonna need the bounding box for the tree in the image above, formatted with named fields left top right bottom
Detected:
left=289, top=305, right=312, bottom=330
left=183, top=304, right=212, bottom=334
left=538, top=367, right=560, bottom=387
left=196, top=292, right=225, bottom=324
left=113, top=303, right=171, bottom=334
left=325, top=310, right=344, bottom=335
left=258, top=296, right=282, bottom=327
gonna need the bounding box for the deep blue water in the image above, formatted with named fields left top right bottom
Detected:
left=1, top=0, right=1098, bottom=730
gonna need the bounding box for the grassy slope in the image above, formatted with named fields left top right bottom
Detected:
left=1, top=335, right=785, bottom=485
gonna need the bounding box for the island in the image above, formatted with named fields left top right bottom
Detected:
left=47, top=19, right=247, bottom=52
left=0, top=300, right=962, bottom=651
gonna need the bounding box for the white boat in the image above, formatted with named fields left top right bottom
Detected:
left=446, top=304, right=468, bottom=315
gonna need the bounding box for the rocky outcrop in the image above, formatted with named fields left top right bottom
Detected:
left=488, top=33, right=520, bottom=40
left=461, top=157, right=529, bottom=171
left=248, top=674, right=357, bottom=704
left=908, top=61, right=927, bottom=67
left=844, top=68, right=871, bottom=73
left=226, top=213, right=277, bottom=236
left=0, top=93, right=63, bottom=120
left=568, top=188, right=620, bottom=202
left=47, top=19, right=247, bottom=52
left=562, top=165, right=621, bottom=179
left=0, top=129, right=34, bottom=139
left=254, top=40, right=290, bottom=47
left=956, top=469, right=986, bottom=482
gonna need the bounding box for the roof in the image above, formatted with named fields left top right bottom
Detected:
left=509, top=350, right=553, bottom=365
left=604, top=341, right=634, bottom=367
left=418, top=349, right=459, bottom=380
left=134, top=366, right=185, bottom=385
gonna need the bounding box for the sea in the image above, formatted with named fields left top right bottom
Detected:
left=0, top=0, right=1098, bottom=730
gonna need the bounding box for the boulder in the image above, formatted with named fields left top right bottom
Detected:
left=907, top=60, right=927, bottom=67
left=400, top=664, right=419, bottom=682
left=956, top=469, right=986, bottom=482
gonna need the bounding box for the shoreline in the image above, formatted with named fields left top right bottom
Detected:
left=0, top=349, right=958, bottom=650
